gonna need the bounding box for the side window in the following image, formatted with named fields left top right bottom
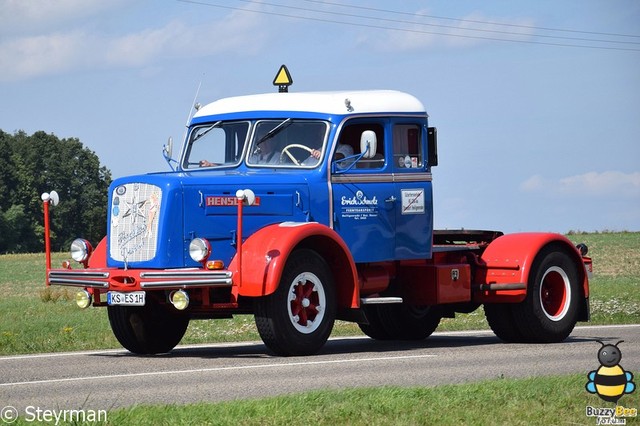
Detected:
left=336, top=122, right=385, bottom=170
left=392, top=124, right=422, bottom=170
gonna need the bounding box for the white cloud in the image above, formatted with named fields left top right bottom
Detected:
left=0, top=31, right=91, bottom=80
left=0, top=0, right=124, bottom=36
left=0, top=3, right=267, bottom=82
left=520, top=171, right=640, bottom=198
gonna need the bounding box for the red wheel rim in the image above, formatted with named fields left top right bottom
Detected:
left=287, top=272, right=326, bottom=334
left=539, top=266, right=571, bottom=321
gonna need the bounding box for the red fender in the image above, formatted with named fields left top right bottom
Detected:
left=228, top=222, right=360, bottom=309
left=476, top=232, right=589, bottom=303
left=88, top=237, right=107, bottom=268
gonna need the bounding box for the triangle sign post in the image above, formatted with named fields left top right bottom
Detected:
left=273, top=65, right=293, bottom=93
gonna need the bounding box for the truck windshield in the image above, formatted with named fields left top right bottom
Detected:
left=247, top=120, right=328, bottom=167
left=183, top=121, right=250, bottom=169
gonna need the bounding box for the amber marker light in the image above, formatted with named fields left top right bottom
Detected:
left=206, top=260, right=225, bottom=270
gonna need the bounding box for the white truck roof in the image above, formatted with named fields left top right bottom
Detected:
left=193, top=90, right=427, bottom=118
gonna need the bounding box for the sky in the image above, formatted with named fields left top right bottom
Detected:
left=1, top=0, right=639, bottom=234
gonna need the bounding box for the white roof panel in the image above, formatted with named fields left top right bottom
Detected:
left=193, top=90, right=426, bottom=118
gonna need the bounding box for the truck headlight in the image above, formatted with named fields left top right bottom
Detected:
left=170, top=290, right=190, bottom=310
left=189, top=238, right=211, bottom=263
left=75, top=290, right=92, bottom=309
left=70, top=239, right=93, bottom=263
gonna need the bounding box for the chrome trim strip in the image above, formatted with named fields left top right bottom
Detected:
left=49, top=271, right=110, bottom=278
left=331, top=172, right=432, bottom=184
left=48, top=278, right=109, bottom=288
left=140, top=279, right=233, bottom=289
left=140, top=271, right=232, bottom=279
left=393, top=173, right=432, bottom=182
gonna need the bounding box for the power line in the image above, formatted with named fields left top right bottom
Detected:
left=247, top=0, right=640, bottom=47
left=301, top=0, right=640, bottom=40
left=176, top=0, right=640, bottom=52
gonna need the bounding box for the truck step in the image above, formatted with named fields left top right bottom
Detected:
left=360, top=297, right=403, bottom=305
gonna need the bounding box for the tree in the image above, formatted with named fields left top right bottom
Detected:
left=1, top=130, right=112, bottom=253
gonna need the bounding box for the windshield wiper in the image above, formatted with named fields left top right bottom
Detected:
left=192, top=121, right=222, bottom=143
left=256, top=118, right=292, bottom=146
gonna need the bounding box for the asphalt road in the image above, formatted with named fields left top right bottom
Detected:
left=1, top=324, right=638, bottom=413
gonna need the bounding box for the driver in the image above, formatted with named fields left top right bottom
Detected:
left=250, top=138, right=323, bottom=166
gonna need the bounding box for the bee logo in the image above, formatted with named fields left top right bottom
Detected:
left=586, top=340, right=636, bottom=403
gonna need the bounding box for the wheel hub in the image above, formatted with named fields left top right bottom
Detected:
left=539, top=266, right=571, bottom=321
left=288, top=273, right=326, bottom=334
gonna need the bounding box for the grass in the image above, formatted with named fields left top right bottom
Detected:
left=1, top=232, right=639, bottom=355
left=9, top=374, right=639, bottom=425
left=107, top=375, right=639, bottom=426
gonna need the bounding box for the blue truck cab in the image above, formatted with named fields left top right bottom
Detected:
left=177, top=90, right=437, bottom=266
left=44, top=75, right=591, bottom=356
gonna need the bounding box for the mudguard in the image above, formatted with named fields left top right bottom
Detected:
left=88, top=237, right=108, bottom=268
left=476, top=232, right=589, bottom=304
left=229, top=222, right=360, bottom=309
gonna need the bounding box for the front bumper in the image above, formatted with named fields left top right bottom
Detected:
left=47, top=268, right=233, bottom=291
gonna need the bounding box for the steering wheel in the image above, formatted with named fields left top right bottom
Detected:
left=280, top=144, right=314, bottom=165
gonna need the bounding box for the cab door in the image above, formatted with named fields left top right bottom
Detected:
left=330, top=119, right=396, bottom=263
left=391, top=122, right=433, bottom=259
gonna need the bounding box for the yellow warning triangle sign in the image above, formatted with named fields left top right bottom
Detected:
left=273, top=65, right=293, bottom=92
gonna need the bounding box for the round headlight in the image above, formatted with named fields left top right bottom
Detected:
left=70, top=239, right=92, bottom=263
left=170, top=290, right=190, bottom=311
left=189, top=238, right=211, bottom=263
left=75, top=290, right=92, bottom=309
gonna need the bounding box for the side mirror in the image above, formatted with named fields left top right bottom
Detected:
left=163, top=137, right=176, bottom=170
left=360, top=130, right=377, bottom=158
left=427, top=127, right=438, bottom=167
left=163, top=137, right=173, bottom=159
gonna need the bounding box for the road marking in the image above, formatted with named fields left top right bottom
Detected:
left=0, top=354, right=436, bottom=387
left=0, top=324, right=636, bottom=362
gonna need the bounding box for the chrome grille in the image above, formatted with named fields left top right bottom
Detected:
left=109, top=183, right=162, bottom=262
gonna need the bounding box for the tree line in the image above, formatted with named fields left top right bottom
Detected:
left=0, top=130, right=112, bottom=253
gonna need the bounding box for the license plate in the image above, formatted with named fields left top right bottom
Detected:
left=107, top=291, right=146, bottom=306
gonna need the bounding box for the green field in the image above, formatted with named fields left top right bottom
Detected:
left=1, top=232, right=638, bottom=355
left=1, top=232, right=638, bottom=425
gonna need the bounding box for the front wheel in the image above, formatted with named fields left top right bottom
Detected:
left=108, top=298, right=189, bottom=355
left=254, top=249, right=336, bottom=356
left=511, top=247, right=581, bottom=342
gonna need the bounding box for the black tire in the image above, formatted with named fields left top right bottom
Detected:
left=254, top=249, right=336, bottom=356
left=511, top=247, right=580, bottom=343
left=376, top=304, right=441, bottom=340
left=358, top=305, right=394, bottom=340
left=108, top=299, right=189, bottom=355
left=484, top=304, right=524, bottom=343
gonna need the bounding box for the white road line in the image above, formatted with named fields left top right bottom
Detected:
left=0, top=324, right=636, bottom=362
left=0, top=354, right=436, bottom=387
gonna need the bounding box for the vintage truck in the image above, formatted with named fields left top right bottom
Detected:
left=42, top=67, right=592, bottom=356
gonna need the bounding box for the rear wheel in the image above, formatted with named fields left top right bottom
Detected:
left=254, top=249, right=336, bottom=356
left=511, top=247, right=580, bottom=342
left=358, top=305, right=393, bottom=340
left=373, top=304, right=441, bottom=340
left=108, top=298, right=189, bottom=355
left=484, top=304, right=523, bottom=343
